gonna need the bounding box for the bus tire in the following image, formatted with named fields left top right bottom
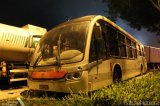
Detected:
left=113, top=65, right=122, bottom=83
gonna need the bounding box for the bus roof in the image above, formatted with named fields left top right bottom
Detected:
left=56, top=15, right=142, bottom=45
left=58, top=15, right=96, bottom=26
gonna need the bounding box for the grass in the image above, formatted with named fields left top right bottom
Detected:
left=3, top=70, right=160, bottom=106
left=92, top=71, right=160, bottom=105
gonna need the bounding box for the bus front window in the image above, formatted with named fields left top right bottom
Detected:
left=36, top=21, right=90, bottom=66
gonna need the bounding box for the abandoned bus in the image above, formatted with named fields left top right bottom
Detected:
left=28, top=15, right=147, bottom=93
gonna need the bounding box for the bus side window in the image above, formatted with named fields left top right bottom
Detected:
left=106, top=25, right=119, bottom=57
left=132, top=42, right=137, bottom=58
left=118, top=32, right=127, bottom=57
left=126, top=38, right=133, bottom=58
left=89, top=23, right=106, bottom=62
left=138, top=45, right=142, bottom=56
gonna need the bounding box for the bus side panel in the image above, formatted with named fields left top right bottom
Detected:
left=111, top=59, right=140, bottom=81
left=88, top=58, right=142, bottom=91
left=88, top=60, right=112, bottom=91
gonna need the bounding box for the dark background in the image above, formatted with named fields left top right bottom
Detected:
left=1, top=0, right=160, bottom=47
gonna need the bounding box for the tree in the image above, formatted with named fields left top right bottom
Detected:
left=149, top=0, right=160, bottom=12
left=102, top=0, right=160, bottom=35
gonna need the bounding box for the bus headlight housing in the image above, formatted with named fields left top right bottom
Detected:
left=65, top=72, right=82, bottom=80
left=66, top=74, right=72, bottom=80
left=73, top=72, right=81, bottom=79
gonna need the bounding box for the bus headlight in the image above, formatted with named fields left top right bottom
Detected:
left=65, top=72, right=82, bottom=80
left=73, top=72, right=81, bottom=79
left=66, top=74, right=72, bottom=80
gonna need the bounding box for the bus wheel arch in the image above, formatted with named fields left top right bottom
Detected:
left=113, top=64, right=122, bottom=83
left=141, top=64, right=143, bottom=74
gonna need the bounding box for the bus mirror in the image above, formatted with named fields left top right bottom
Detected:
left=94, top=23, right=102, bottom=39
left=95, top=22, right=100, bottom=27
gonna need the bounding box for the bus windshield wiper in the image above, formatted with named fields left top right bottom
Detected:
left=57, top=34, right=62, bottom=68
left=33, top=54, right=42, bottom=68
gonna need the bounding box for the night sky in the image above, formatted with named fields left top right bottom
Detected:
left=1, top=0, right=160, bottom=47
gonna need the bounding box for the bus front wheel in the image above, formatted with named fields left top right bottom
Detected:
left=113, top=65, right=122, bottom=83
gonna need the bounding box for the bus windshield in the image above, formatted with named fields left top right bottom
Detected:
left=36, top=21, right=90, bottom=66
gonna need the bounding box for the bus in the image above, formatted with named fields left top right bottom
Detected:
left=28, top=15, right=147, bottom=93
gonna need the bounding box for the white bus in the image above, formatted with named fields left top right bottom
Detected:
left=28, top=15, right=147, bottom=93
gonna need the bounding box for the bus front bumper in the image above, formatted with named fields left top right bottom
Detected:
left=28, top=79, right=88, bottom=93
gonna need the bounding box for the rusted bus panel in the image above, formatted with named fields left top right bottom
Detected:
left=144, top=46, right=160, bottom=63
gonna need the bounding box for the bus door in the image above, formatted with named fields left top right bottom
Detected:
left=88, top=22, right=111, bottom=91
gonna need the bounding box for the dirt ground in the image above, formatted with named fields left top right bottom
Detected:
left=0, top=86, right=28, bottom=100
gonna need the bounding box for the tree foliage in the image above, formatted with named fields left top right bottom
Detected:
left=102, top=0, right=160, bottom=35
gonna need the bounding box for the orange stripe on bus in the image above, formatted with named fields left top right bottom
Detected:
left=30, top=70, right=67, bottom=80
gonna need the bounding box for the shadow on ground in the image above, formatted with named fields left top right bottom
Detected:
left=0, top=81, right=27, bottom=90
